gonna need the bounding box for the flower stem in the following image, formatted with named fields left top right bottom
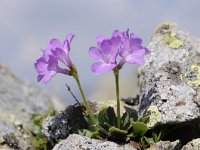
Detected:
left=113, top=69, right=121, bottom=129
left=72, top=67, right=96, bottom=125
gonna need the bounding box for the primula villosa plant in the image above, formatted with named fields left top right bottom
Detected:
left=34, top=30, right=157, bottom=146
left=89, top=29, right=150, bottom=129
left=34, top=34, right=96, bottom=125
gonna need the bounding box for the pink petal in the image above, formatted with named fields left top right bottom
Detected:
left=64, top=34, right=75, bottom=52
left=96, top=35, right=106, bottom=44
left=34, top=57, right=48, bottom=75
left=100, top=40, right=113, bottom=55
left=66, top=33, right=75, bottom=44
left=88, top=47, right=102, bottom=61
left=91, top=62, right=116, bottom=75
left=49, top=39, right=62, bottom=50
left=125, top=49, right=145, bottom=65
left=40, top=71, right=56, bottom=84
left=51, top=49, right=72, bottom=67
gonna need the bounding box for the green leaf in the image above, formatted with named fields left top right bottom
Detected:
left=127, top=133, right=133, bottom=137
left=78, top=129, right=93, bottom=138
left=98, top=107, right=118, bottom=129
left=152, top=132, right=158, bottom=141
left=144, top=137, right=155, bottom=144
left=132, top=122, right=148, bottom=137
left=106, top=107, right=116, bottom=120
left=124, top=106, right=138, bottom=121
left=139, top=137, right=150, bottom=149
left=103, top=122, right=112, bottom=129
left=33, top=133, right=47, bottom=150
left=138, top=115, right=149, bottom=124
left=98, top=108, right=107, bottom=125
left=121, top=112, right=131, bottom=130
left=152, top=132, right=162, bottom=142
left=157, top=131, right=162, bottom=141
left=108, top=126, right=128, bottom=135
left=33, top=115, right=45, bottom=128
left=106, top=107, right=116, bottom=127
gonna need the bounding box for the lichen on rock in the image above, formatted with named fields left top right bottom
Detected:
left=181, top=64, right=200, bottom=87
left=139, top=23, right=200, bottom=124
left=162, top=32, right=183, bottom=49
left=156, top=23, right=183, bottom=49
left=146, top=106, right=161, bottom=128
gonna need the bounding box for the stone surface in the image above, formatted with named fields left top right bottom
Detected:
left=42, top=105, right=87, bottom=146
left=0, top=65, right=65, bottom=149
left=0, top=119, right=32, bottom=150
left=53, top=134, right=137, bottom=150
left=42, top=100, right=140, bottom=147
left=181, top=138, right=200, bottom=150
left=139, top=23, right=200, bottom=123
left=0, top=65, right=65, bottom=124
left=147, top=140, right=181, bottom=150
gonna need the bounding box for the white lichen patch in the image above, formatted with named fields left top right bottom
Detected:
left=146, top=106, right=161, bottom=128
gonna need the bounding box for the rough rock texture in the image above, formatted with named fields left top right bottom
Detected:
left=181, top=138, right=200, bottom=150
left=0, top=65, right=65, bottom=124
left=147, top=140, right=181, bottom=150
left=42, top=105, right=87, bottom=146
left=139, top=23, right=200, bottom=123
left=0, top=119, right=32, bottom=150
left=53, top=134, right=137, bottom=150
left=0, top=65, right=65, bottom=149
left=42, top=100, right=139, bottom=147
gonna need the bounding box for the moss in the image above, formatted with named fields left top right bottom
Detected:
left=146, top=106, right=161, bottom=128
left=33, top=134, right=47, bottom=150
left=30, top=107, right=57, bottom=150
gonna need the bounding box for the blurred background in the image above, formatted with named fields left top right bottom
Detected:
left=1, top=0, right=200, bottom=104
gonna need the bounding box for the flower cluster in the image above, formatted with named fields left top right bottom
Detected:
left=89, top=29, right=150, bottom=75
left=34, top=29, right=150, bottom=128
left=34, top=34, right=75, bottom=83
left=34, top=29, right=154, bottom=147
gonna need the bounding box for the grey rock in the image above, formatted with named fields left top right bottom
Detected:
left=0, top=65, right=65, bottom=149
left=147, top=140, right=181, bottom=150
left=42, top=100, right=139, bottom=147
left=0, top=117, right=32, bottom=150
left=139, top=23, right=200, bottom=123
left=181, top=138, right=200, bottom=150
left=42, top=105, right=87, bottom=146
left=0, top=65, right=65, bottom=124
left=52, top=134, right=137, bottom=150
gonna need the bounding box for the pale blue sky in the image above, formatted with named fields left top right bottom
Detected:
left=0, top=0, right=200, bottom=104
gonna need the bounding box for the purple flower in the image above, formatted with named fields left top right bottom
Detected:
left=89, top=35, right=121, bottom=75
left=114, top=29, right=150, bottom=68
left=34, top=54, right=69, bottom=83
left=34, top=34, right=74, bottom=83
left=45, top=34, right=75, bottom=68
left=89, top=29, right=150, bottom=74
